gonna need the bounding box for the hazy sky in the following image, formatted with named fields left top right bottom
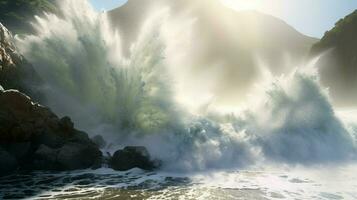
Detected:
left=90, top=0, right=357, bottom=38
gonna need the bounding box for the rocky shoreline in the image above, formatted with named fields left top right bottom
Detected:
left=0, top=88, right=98, bottom=175
left=0, top=89, right=158, bottom=177
left=0, top=22, right=158, bottom=177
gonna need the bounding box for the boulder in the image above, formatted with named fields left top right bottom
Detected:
left=67, top=130, right=93, bottom=145
left=0, top=90, right=60, bottom=143
left=3, top=142, right=31, bottom=160
left=33, top=131, right=65, bottom=149
left=0, top=147, right=18, bottom=176
left=109, top=146, right=156, bottom=171
left=59, top=116, right=74, bottom=131
left=31, top=141, right=102, bottom=171
left=91, top=135, right=107, bottom=149
left=34, top=144, right=57, bottom=162
left=32, top=144, right=58, bottom=170
left=0, top=89, right=103, bottom=172
left=57, top=142, right=102, bottom=170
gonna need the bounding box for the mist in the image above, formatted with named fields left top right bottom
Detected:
left=13, top=0, right=356, bottom=172
left=108, top=0, right=318, bottom=109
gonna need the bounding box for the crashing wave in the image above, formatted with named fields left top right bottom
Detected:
left=16, top=0, right=179, bottom=136
left=234, top=70, right=356, bottom=164
left=16, top=0, right=357, bottom=171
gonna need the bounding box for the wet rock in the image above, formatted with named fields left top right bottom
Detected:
left=3, top=142, right=31, bottom=160
left=0, top=89, right=103, bottom=172
left=91, top=135, right=107, bottom=148
left=0, top=23, right=103, bottom=172
left=109, top=146, right=156, bottom=171
left=33, top=131, right=65, bottom=149
left=0, top=147, right=18, bottom=176
left=67, top=130, right=93, bottom=145
left=59, top=116, right=74, bottom=131
left=0, top=90, right=54, bottom=142
left=57, top=143, right=102, bottom=170
left=32, top=145, right=58, bottom=170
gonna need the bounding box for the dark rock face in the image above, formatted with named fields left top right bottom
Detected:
left=57, top=142, right=102, bottom=170
left=110, top=146, right=157, bottom=171
left=33, top=144, right=58, bottom=170
left=91, top=135, right=107, bottom=149
left=0, top=22, right=157, bottom=175
left=33, top=142, right=103, bottom=171
left=0, top=22, right=43, bottom=101
left=4, top=142, right=31, bottom=160
left=0, top=23, right=103, bottom=175
left=0, top=89, right=102, bottom=176
left=0, top=147, right=18, bottom=176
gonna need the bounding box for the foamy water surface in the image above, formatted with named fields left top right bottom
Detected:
left=1, top=164, right=357, bottom=199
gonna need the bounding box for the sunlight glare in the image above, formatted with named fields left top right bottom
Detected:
left=221, top=0, right=263, bottom=11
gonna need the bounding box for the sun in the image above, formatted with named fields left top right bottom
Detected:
left=220, top=0, right=263, bottom=11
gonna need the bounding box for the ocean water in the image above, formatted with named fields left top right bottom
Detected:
left=1, top=164, right=357, bottom=199
left=4, top=0, right=357, bottom=199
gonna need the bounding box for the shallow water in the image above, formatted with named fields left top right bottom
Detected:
left=1, top=164, right=356, bottom=200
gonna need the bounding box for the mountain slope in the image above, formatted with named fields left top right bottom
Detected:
left=310, top=10, right=357, bottom=106
left=108, top=0, right=318, bottom=106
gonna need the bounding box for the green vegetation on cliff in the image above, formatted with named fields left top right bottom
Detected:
left=311, top=10, right=357, bottom=65
left=0, top=0, right=56, bottom=34
left=310, top=10, right=357, bottom=106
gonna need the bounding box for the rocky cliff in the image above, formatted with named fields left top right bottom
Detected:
left=0, top=21, right=158, bottom=176
left=0, top=21, right=102, bottom=176
left=0, top=22, right=43, bottom=101
left=0, top=88, right=102, bottom=176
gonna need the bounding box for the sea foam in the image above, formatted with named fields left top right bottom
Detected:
left=16, top=0, right=357, bottom=171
